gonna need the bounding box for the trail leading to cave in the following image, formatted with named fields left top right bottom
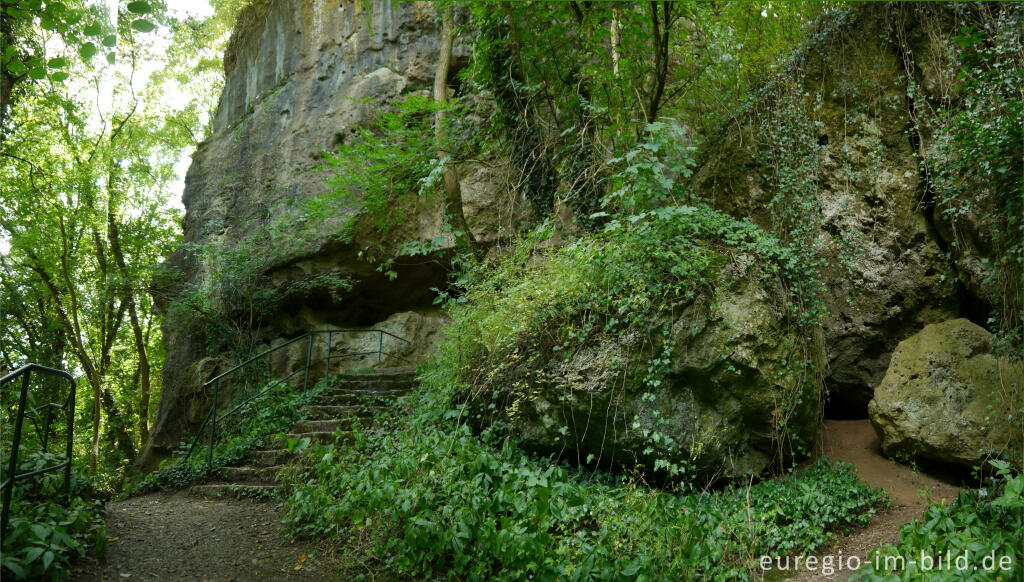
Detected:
left=787, top=419, right=962, bottom=581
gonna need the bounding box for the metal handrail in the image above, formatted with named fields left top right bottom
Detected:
left=183, top=329, right=412, bottom=472
left=203, top=329, right=411, bottom=386
left=0, top=364, right=76, bottom=543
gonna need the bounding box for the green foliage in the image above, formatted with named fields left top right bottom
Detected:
left=927, top=4, right=1023, bottom=350
left=465, top=2, right=827, bottom=220
left=0, top=452, right=106, bottom=581
left=852, top=461, right=1023, bottom=581
left=166, top=217, right=353, bottom=359
left=167, top=234, right=282, bottom=358
left=1, top=0, right=158, bottom=131
left=2, top=0, right=224, bottom=489
left=600, top=121, right=697, bottom=216
left=314, top=94, right=458, bottom=243
left=281, top=385, right=886, bottom=581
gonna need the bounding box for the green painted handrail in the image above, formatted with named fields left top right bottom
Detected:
left=1, top=364, right=77, bottom=543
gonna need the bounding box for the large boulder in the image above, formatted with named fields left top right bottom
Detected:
left=868, top=318, right=1022, bottom=470
left=508, top=256, right=825, bottom=483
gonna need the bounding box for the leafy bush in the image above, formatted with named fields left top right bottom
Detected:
left=600, top=121, right=698, bottom=215
left=280, top=388, right=887, bottom=581
left=0, top=452, right=105, bottom=581
left=852, top=461, right=1023, bottom=581
left=312, top=94, right=468, bottom=244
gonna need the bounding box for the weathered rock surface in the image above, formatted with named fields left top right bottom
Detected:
left=141, top=0, right=521, bottom=471
left=868, top=318, right=1022, bottom=470
left=692, top=4, right=987, bottom=417
left=508, top=257, right=825, bottom=483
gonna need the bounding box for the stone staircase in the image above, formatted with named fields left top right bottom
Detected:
left=189, top=367, right=417, bottom=499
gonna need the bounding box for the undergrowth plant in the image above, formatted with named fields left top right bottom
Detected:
left=0, top=452, right=105, bottom=581
left=852, top=460, right=1023, bottom=581
left=280, top=386, right=887, bottom=581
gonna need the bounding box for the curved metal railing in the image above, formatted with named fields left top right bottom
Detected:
left=1, top=364, right=76, bottom=542
left=183, top=329, right=411, bottom=472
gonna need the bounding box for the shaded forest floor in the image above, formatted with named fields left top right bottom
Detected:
left=67, top=491, right=346, bottom=582
left=787, top=419, right=961, bottom=581
left=66, top=420, right=961, bottom=582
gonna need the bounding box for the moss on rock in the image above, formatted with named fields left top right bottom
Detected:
left=868, top=318, right=1023, bottom=470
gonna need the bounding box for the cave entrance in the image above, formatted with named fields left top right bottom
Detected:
left=823, top=385, right=870, bottom=420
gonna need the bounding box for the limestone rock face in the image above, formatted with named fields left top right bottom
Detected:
left=509, top=257, right=825, bottom=483
left=868, top=318, right=1022, bottom=470
left=141, top=0, right=522, bottom=471
left=692, top=4, right=974, bottom=416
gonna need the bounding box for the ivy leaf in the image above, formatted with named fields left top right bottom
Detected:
left=47, top=57, right=67, bottom=68
left=6, top=59, right=26, bottom=74
left=50, top=71, right=69, bottom=82
left=30, top=523, right=50, bottom=540
left=0, top=557, right=26, bottom=578
left=79, top=42, right=97, bottom=59
left=24, top=546, right=45, bottom=563
left=83, top=21, right=103, bottom=36
left=102, top=34, right=117, bottom=48
left=28, top=67, right=47, bottom=79
left=130, top=19, right=155, bottom=33
left=126, top=1, right=151, bottom=14
left=106, top=52, right=116, bottom=65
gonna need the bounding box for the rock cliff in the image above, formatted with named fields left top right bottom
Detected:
left=692, top=3, right=1011, bottom=417
left=141, top=0, right=519, bottom=470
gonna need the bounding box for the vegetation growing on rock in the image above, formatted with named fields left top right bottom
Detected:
left=2, top=1, right=1022, bottom=580
left=427, top=205, right=826, bottom=484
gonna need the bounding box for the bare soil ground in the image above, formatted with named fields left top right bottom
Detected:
left=68, top=491, right=346, bottom=582
left=783, top=419, right=962, bottom=581
left=66, top=419, right=960, bottom=581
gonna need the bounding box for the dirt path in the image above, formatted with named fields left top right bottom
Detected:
left=66, top=420, right=957, bottom=581
left=785, top=419, right=961, bottom=581
left=68, top=491, right=346, bottom=582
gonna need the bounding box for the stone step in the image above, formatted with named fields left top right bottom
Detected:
left=300, top=404, right=384, bottom=420
left=220, top=465, right=281, bottom=485
left=292, top=418, right=352, bottom=433
left=329, top=371, right=417, bottom=391
left=335, top=367, right=416, bottom=381
left=330, top=379, right=416, bottom=391
left=317, top=390, right=408, bottom=405
left=188, top=483, right=278, bottom=499
left=249, top=448, right=298, bottom=467
left=269, top=430, right=352, bottom=449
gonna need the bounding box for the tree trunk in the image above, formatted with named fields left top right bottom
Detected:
left=433, top=4, right=480, bottom=260
left=0, top=3, right=12, bottom=134
left=100, top=387, right=136, bottom=462
left=611, top=6, right=620, bottom=76
left=647, top=1, right=673, bottom=122
left=108, top=208, right=151, bottom=445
